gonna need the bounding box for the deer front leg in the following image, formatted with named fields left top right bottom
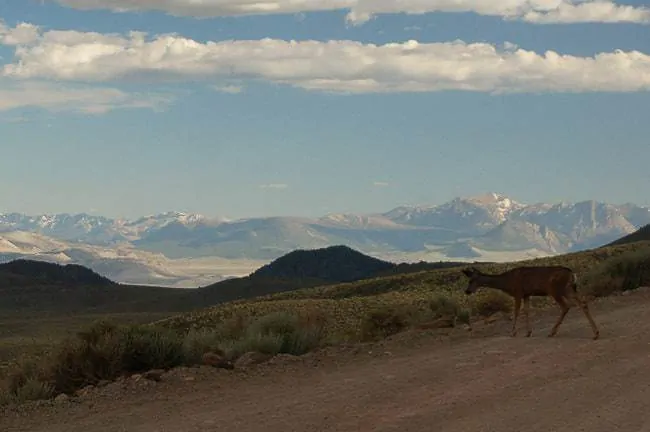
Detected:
left=549, top=297, right=570, bottom=337
left=523, top=296, right=532, bottom=337
left=511, top=296, right=521, bottom=337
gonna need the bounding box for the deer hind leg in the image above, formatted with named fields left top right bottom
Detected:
left=523, top=296, right=532, bottom=337
left=566, top=291, right=600, bottom=340
left=511, top=296, right=522, bottom=337
left=548, top=296, right=570, bottom=338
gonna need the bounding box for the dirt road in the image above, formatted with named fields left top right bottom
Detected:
left=4, top=290, right=650, bottom=432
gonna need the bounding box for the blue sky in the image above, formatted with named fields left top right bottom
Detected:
left=1, top=0, right=649, bottom=219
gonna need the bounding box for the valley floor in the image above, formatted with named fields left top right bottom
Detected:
left=3, top=289, right=650, bottom=432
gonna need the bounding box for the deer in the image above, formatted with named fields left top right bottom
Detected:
left=461, top=266, right=600, bottom=340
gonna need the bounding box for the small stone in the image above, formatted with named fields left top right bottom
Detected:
left=54, top=393, right=69, bottom=403
left=416, top=316, right=455, bottom=329
left=75, top=385, right=95, bottom=397
left=203, top=352, right=235, bottom=370
left=143, top=369, right=165, bottom=382
left=234, top=351, right=272, bottom=368
left=267, top=353, right=301, bottom=365
left=96, top=380, right=111, bottom=388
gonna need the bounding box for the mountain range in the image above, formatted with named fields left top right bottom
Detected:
left=2, top=193, right=648, bottom=286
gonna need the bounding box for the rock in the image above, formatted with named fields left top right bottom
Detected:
left=54, top=393, right=69, bottom=403
left=234, top=351, right=272, bottom=368
left=267, top=353, right=300, bottom=366
left=75, top=385, right=95, bottom=398
left=416, top=316, right=455, bottom=329
left=202, top=352, right=235, bottom=370
left=130, top=374, right=142, bottom=382
left=485, top=312, right=511, bottom=324
left=96, top=380, right=111, bottom=388
left=143, top=369, right=165, bottom=382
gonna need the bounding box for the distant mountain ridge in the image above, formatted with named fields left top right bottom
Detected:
left=2, top=193, right=649, bottom=285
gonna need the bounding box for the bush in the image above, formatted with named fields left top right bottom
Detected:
left=583, top=248, right=650, bottom=297
left=182, top=329, right=226, bottom=364
left=227, top=311, right=325, bottom=358
left=360, top=305, right=415, bottom=341
left=2, top=321, right=190, bottom=397
left=119, top=326, right=185, bottom=373
left=426, top=294, right=469, bottom=320
left=471, top=290, right=513, bottom=317
left=12, top=378, right=54, bottom=403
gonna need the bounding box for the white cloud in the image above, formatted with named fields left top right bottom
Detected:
left=0, top=22, right=40, bottom=45
left=49, top=0, right=650, bottom=24
left=0, top=81, right=173, bottom=114
left=53, top=0, right=351, bottom=17
left=346, top=0, right=650, bottom=25
left=259, top=183, right=289, bottom=189
left=2, top=26, right=650, bottom=94
left=212, top=84, right=244, bottom=94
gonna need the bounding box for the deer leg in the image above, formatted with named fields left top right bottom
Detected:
left=567, top=292, right=600, bottom=340
left=548, top=296, right=570, bottom=338
left=511, top=296, right=521, bottom=337
left=523, top=296, right=532, bottom=337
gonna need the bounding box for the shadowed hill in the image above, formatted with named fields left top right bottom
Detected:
left=0, top=259, right=113, bottom=287
left=196, top=245, right=471, bottom=305
left=250, top=245, right=396, bottom=282
left=606, top=224, right=650, bottom=247
left=0, top=259, right=191, bottom=314
left=0, top=248, right=472, bottom=315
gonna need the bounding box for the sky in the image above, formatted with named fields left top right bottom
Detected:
left=0, top=0, right=649, bottom=220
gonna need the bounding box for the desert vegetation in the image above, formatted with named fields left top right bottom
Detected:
left=1, top=240, right=649, bottom=406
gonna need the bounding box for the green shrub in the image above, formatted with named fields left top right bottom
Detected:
left=2, top=358, right=53, bottom=405
left=0, top=388, right=12, bottom=406
left=456, top=308, right=471, bottom=325
left=47, top=337, right=119, bottom=394
left=360, top=305, right=415, bottom=341
left=471, top=290, right=513, bottom=317
left=226, top=311, right=325, bottom=358
left=426, top=294, right=462, bottom=318
left=226, top=333, right=285, bottom=359
left=582, top=248, right=650, bottom=297
left=119, top=326, right=185, bottom=373
left=182, top=329, right=225, bottom=364
left=12, top=378, right=54, bottom=403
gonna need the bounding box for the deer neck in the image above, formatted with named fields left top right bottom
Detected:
left=478, top=274, right=514, bottom=296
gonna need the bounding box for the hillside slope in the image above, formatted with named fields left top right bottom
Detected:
left=606, top=224, right=650, bottom=247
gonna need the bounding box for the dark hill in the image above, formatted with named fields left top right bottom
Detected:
left=0, top=259, right=190, bottom=314
left=250, top=245, right=396, bottom=282
left=196, top=246, right=470, bottom=305
left=0, top=259, right=113, bottom=287
left=0, top=251, right=472, bottom=315
left=606, top=225, right=650, bottom=247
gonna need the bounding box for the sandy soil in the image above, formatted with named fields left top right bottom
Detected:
left=3, top=289, right=650, bottom=432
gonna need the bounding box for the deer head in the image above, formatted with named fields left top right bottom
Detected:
left=461, top=267, right=482, bottom=295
